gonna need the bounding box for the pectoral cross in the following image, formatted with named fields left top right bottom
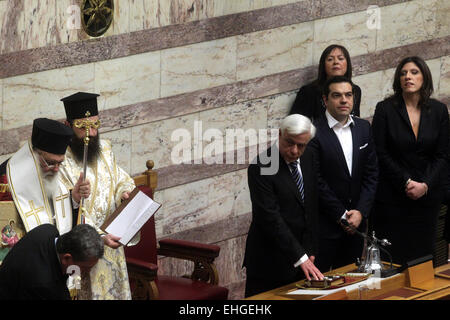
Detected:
left=55, top=193, right=69, bottom=218
left=24, top=200, right=44, bottom=225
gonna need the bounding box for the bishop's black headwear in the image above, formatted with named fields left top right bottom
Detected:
left=31, top=118, right=73, bottom=155
left=61, top=92, right=99, bottom=120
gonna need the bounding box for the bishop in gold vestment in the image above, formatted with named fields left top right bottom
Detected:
left=59, top=92, right=136, bottom=300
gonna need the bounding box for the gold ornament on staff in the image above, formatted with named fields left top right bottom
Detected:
left=73, top=111, right=101, bottom=225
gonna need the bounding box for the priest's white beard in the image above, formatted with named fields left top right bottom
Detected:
left=41, top=169, right=59, bottom=199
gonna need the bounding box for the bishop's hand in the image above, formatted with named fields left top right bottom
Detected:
left=103, top=234, right=122, bottom=249
left=72, top=173, right=91, bottom=204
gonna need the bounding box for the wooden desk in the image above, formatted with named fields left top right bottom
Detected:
left=246, top=262, right=450, bottom=300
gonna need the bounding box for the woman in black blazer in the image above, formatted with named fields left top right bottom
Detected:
left=371, top=56, right=449, bottom=266
left=289, top=44, right=361, bottom=121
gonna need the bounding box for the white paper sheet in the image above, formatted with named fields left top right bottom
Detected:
left=105, top=190, right=161, bottom=245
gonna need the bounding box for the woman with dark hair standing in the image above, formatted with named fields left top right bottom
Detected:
left=371, top=56, right=449, bottom=265
left=289, top=44, right=361, bottom=121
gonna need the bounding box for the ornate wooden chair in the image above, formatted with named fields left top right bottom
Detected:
left=125, top=160, right=229, bottom=300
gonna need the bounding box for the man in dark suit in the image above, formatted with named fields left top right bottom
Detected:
left=309, top=76, right=378, bottom=272
left=0, top=223, right=103, bottom=300
left=243, top=114, right=324, bottom=297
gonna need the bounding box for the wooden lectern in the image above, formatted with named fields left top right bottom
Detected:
left=246, top=261, right=450, bottom=300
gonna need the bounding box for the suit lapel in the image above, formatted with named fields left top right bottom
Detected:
left=318, top=118, right=351, bottom=177
left=351, top=122, right=360, bottom=177
left=395, top=98, right=419, bottom=141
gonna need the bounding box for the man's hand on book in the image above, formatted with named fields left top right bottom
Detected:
left=103, top=234, right=122, bottom=249
left=121, top=191, right=130, bottom=201
left=300, top=256, right=324, bottom=281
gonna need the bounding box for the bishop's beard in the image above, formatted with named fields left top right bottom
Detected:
left=40, top=168, right=59, bottom=199
left=69, top=133, right=101, bottom=165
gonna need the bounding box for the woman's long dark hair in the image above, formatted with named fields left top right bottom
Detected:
left=317, top=44, right=353, bottom=87
left=392, top=56, right=433, bottom=108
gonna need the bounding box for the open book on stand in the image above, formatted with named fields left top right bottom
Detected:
left=100, top=187, right=161, bottom=246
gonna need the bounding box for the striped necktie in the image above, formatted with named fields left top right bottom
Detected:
left=288, top=161, right=304, bottom=201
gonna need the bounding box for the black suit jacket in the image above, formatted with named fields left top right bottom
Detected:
left=243, top=145, right=319, bottom=282
left=308, top=116, right=378, bottom=239
left=0, top=224, right=70, bottom=300
left=289, top=81, right=361, bottom=121
left=372, top=96, right=449, bottom=206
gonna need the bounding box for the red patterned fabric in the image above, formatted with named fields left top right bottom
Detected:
left=0, top=175, right=12, bottom=201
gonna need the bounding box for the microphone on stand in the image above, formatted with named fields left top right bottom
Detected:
left=341, top=218, right=396, bottom=277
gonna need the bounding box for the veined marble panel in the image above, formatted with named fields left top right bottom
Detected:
left=101, top=128, right=133, bottom=175
left=129, top=0, right=159, bottom=32
left=159, top=208, right=251, bottom=244
left=213, top=0, right=300, bottom=17
left=353, top=71, right=384, bottom=119
left=212, top=0, right=253, bottom=17
left=156, top=170, right=244, bottom=236
left=0, top=0, right=25, bottom=54
left=313, top=9, right=377, bottom=63
left=130, top=112, right=199, bottom=176
left=23, top=0, right=59, bottom=50
left=376, top=0, right=438, bottom=51
left=3, top=63, right=94, bottom=130
left=237, top=23, right=314, bottom=81
left=198, top=101, right=268, bottom=163
left=160, top=37, right=237, bottom=97
left=104, top=0, right=130, bottom=37
left=214, top=235, right=247, bottom=287
left=440, top=56, right=450, bottom=99
left=55, top=0, right=81, bottom=45
left=231, top=169, right=252, bottom=217
left=266, top=91, right=297, bottom=129
left=94, top=51, right=161, bottom=112
left=436, top=0, right=450, bottom=39
left=426, top=58, right=442, bottom=99
left=160, top=0, right=214, bottom=26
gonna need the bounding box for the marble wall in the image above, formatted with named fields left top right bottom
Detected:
left=0, top=0, right=449, bottom=299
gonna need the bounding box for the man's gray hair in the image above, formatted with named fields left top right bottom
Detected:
left=280, top=114, right=316, bottom=138
left=56, top=224, right=104, bottom=262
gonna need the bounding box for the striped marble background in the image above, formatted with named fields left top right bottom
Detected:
left=0, top=0, right=449, bottom=299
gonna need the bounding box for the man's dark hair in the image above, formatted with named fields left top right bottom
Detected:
left=323, top=76, right=354, bottom=98
left=56, top=224, right=104, bottom=262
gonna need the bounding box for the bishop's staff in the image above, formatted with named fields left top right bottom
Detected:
left=73, top=111, right=100, bottom=225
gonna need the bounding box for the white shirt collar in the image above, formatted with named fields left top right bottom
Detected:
left=325, top=110, right=354, bottom=129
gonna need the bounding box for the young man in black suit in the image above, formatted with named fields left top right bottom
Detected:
left=243, top=114, right=324, bottom=297
left=0, top=223, right=103, bottom=300
left=309, top=76, right=378, bottom=272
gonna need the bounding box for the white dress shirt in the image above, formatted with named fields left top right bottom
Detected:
left=325, top=110, right=354, bottom=176
left=325, top=110, right=355, bottom=221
